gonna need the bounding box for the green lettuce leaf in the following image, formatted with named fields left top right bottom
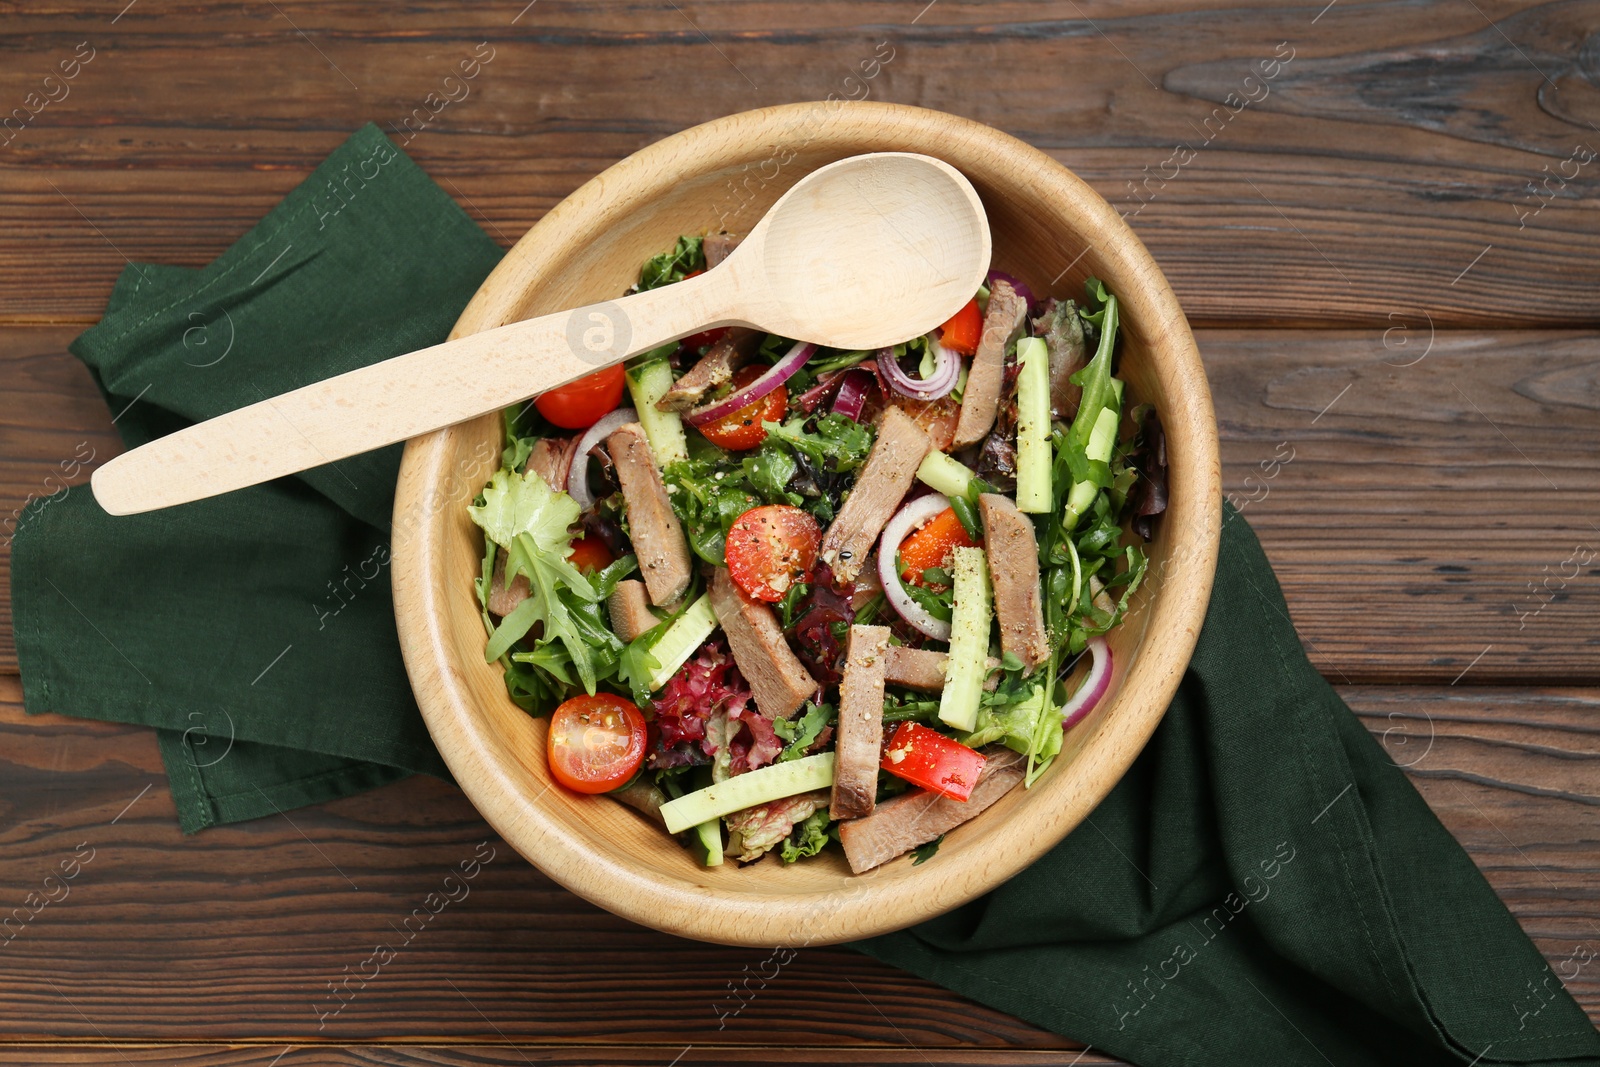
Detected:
left=780, top=808, right=834, bottom=863
left=469, top=468, right=619, bottom=694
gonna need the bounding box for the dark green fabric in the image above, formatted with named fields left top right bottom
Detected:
left=11, top=123, right=501, bottom=831
left=858, top=506, right=1600, bottom=1066
left=9, top=124, right=1595, bottom=1066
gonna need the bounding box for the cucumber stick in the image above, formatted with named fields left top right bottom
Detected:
left=646, top=593, right=717, bottom=692
left=660, top=753, right=835, bottom=834
left=916, top=450, right=976, bottom=499
left=1064, top=378, right=1125, bottom=527
left=626, top=359, right=689, bottom=466
left=938, top=546, right=993, bottom=732
left=690, top=818, right=724, bottom=866
left=1014, top=337, right=1052, bottom=513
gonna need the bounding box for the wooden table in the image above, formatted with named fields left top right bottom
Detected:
left=3, top=2, right=1598, bottom=1063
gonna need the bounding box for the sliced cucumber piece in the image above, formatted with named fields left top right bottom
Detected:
left=938, top=546, right=993, bottom=732
left=626, top=358, right=689, bottom=466
left=660, top=753, right=835, bottom=834
left=916, top=450, right=976, bottom=499
left=646, top=593, right=717, bottom=692
left=1064, top=404, right=1122, bottom=526
left=1014, top=336, right=1052, bottom=513
left=690, top=817, right=724, bottom=867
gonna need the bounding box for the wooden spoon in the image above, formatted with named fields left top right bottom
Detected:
left=90, top=152, right=991, bottom=516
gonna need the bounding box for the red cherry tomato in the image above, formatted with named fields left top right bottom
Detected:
left=696, top=365, right=787, bottom=451
left=937, top=298, right=982, bottom=356
left=547, top=693, right=647, bottom=794
left=880, top=722, right=987, bottom=801
left=567, top=534, right=615, bottom=574
left=725, top=504, right=821, bottom=602
left=898, top=506, right=980, bottom=585
left=534, top=364, right=627, bottom=430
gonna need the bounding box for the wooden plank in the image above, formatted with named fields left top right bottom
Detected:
left=1209, top=330, right=1600, bottom=684
left=0, top=678, right=1072, bottom=1049
left=0, top=677, right=1593, bottom=1045
left=0, top=1, right=1597, bottom=325
left=0, top=1047, right=1119, bottom=1066
left=1344, top=686, right=1600, bottom=1028
left=5, top=326, right=1597, bottom=682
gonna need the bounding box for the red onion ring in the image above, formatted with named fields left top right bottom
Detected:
left=685, top=340, right=814, bottom=427
left=986, top=269, right=1036, bottom=309
left=877, top=338, right=960, bottom=401
left=794, top=368, right=848, bottom=414
left=877, top=493, right=955, bottom=641
left=567, top=407, right=637, bottom=511
left=1060, top=636, right=1112, bottom=730
left=830, top=368, right=874, bottom=421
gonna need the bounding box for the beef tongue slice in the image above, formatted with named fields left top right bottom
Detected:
left=838, top=748, right=1025, bottom=874
left=818, top=406, right=931, bottom=583
left=608, top=423, right=693, bottom=606
left=708, top=568, right=817, bottom=720
left=830, top=624, right=890, bottom=820
left=952, top=279, right=1028, bottom=447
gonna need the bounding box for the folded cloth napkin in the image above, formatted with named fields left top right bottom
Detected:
left=11, top=123, right=497, bottom=829
left=10, top=124, right=1596, bottom=1067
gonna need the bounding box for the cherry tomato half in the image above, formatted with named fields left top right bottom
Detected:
left=937, top=297, right=982, bottom=356
left=534, top=364, right=627, bottom=430
left=547, top=693, right=647, bottom=794
left=696, top=365, right=787, bottom=451
left=898, top=506, right=980, bottom=585
left=880, top=721, right=987, bottom=802
left=725, top=504, right=821, bottom=602
left=567, top=534, right=615, bottom=574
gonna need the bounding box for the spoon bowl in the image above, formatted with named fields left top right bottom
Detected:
left=737, top=152, right=990, bottom=349
left=90, top=152, right=990, bottom=516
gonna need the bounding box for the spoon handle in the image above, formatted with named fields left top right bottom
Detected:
left=91, top=272, right=732, bottom=516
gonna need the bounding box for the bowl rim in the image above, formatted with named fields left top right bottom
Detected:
left=392, top=100, right=1221, bottom=946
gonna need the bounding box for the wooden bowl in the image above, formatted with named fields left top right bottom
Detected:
left=391, top=102, right=1221, bottom=947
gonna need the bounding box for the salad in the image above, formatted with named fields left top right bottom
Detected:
left=469, top=232, right=1167, bottom=873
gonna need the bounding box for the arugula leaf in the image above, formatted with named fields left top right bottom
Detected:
left=762, top=414, right=875, bottom=473
left=882, top=689, right=940, bottom=724
left=501, top=658, right=565, bottom=714
left=777, top=581, right=811, bottom=629
left=853, top=591, right=885, bottom=625
left=774, top=701, right=836, bottom=761
left=662, top=448, right=806, bottom=566
left=900, top=577, right=953, bottom=623
left=469, top=468, right=619, bottom=694
left=616, top=625, right=665, bottom=708
left=911, top=834, right=945, bottom=865
left=742, top=443, right=799, bottom=500
left=635, top=235, right=704, bottom=291
left=806, top=348, right=872, bottom=375
left=1067, top=288, right=1118, bottom=451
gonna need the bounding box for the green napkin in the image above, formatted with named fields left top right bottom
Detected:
left=11, top=123, right=499, bottom=831
left=860, top=506, right=1600, bottom=1065
left=10, top=124, right=1596, bottom=1065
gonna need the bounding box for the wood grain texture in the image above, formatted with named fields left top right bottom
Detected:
left=0, top=679, right=1593, bottom=1050
left=0, top=678, right=1073, bottom=1050
left=0, top=1, right=1598, bottom=325
left=2, top=0, right=1598, bottom=1059
left=0, top=1047, right=1121, bottom=1066
left=7, top=326, right=1598, bottom=683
